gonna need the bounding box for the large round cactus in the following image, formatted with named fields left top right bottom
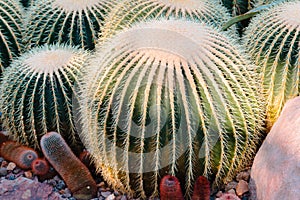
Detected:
left=101, top=0, right=231, bottom=41
left=80, top=19, right=263, bottom=198
left=0, top=44, right=87, bottom=152
left=243, top=0, right=300, bottom=130
left=25, top=0, right=117, bottom=50
left=0, top=0, right=24, bottom=73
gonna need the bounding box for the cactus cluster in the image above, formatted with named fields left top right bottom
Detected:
left=25, top=0, right=117, bottom=50
left=0, top=0, right=24, bottom=73
left=80, top=19, right=263, bottom=198
left=101, top=0, right=231, bottom=41
left=244, top=0, right=300, bottom=129
left=0, top=44, right=87, bottom=151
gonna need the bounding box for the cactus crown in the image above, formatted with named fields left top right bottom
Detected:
left=25, top=0, right=117, bottom=50
left=0, top=44, right=87, bottom=151
left=0, top=0, right=24, bottom=72
left=100, top=0, right=231, bottom=41
left=244, top=0, right=300, bottom=129
left=80, top=19, right=263, bottom=198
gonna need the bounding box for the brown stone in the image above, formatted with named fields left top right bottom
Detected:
left=236, top=171, right=250, bottom=182
left=6, top=162, right=16, bottom=171
left=236, top=180, right=249, bottom=196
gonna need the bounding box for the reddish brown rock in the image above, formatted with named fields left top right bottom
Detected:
left=0, top=177, right=63, bottom=199
left=236, top=180, right=249, bottom=196
left=251, top=96, right=300, bottom=200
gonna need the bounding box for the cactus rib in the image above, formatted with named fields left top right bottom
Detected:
left=0, top=0, right=24, bottom=72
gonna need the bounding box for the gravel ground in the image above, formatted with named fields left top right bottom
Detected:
left=0, top=155, right=256, bottom=200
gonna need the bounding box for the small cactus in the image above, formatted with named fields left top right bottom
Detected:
left=101, top=0, right=231, bottom=41
left=0, top=140, right=38, bottom=169
left=40, top=132, right=97, bottom=200
left=192, top=176, right=210, bottom=200
left=0, top=44, right=87, bottom=151
left=25, top=0, right=117, bottom=50
left=0, top=0, right=24, bottom=73
left=31, top=158, right=50, bottom=176
left=159, top=175, right=184, bottom=200
left=80, top=19, right=263, bottom=198
left=243, top=0, right=300, bottom=129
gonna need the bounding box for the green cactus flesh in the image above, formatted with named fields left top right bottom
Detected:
left=80, top=19, right=263, bottom=198
left=25, top=0, right=117, bottom=50
left=0, top=44, right=87, bottom=151
left=244, top=0, right=300, bottom=130
left=100, top=0, right=231, bottom=42
left=0, top=0, right=24, bottom=73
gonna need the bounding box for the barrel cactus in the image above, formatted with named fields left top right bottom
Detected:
left=0, top=44, right=87, bottom=152
left=243, top=0, right=300, bottom=130
left=0, top=0, right=24, bottom=73
left=80, top=19, right=263, bottom=198
left=25, top=0, right=117, bottom=50
left=100, top=0, right=231, bottom=41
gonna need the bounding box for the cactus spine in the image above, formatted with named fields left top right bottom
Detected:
left=101, top=0, right=231, bottom=41
left=25, top=0, right=117, bottom=50
left=0, top=44, right=87, bottom=151
left=243, top=0, right=300, bottom=130
left=80, top=19, right=263, bottom=198
left=0, top=0, right=24, bottom=73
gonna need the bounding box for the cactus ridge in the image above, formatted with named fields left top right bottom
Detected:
left=0, top=0, right=24, bottom=72
left=100, top=0, right=231, bottom=42
left=243, top=0, right=300, bottom=129
left=0, top=44, right=87, bottom=151
left=80, top=19, right=263, bottom=198
left=25, top=0, right=117, bottom=50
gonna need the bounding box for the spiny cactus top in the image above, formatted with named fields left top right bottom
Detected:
left=100, top=0, right=231, bottom=41
left=0, top=44, right=87, bottom=152
left=25, top=0, right=117, bottom=50
left=80, top=19, right=263, bottom=198
left=243, top=0, right=300, bottom=130
left=0, top=0, right=24, bottom=73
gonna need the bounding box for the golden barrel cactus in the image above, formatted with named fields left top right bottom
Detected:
left=79, top=19, right=263, bottom=198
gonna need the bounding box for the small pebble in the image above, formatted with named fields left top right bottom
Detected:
left=216, top=191, right=223, bottom=198
left=12, top=167, right=21, bottom=174
left=228, top=189, right=236, bottom=195
left=236, top=171, right=250, bottom=182
left=98, top=182, right=106, bottom=188
left=0, top=167, right=8, bottom=176
left=56, top=180, right=66, bottom=190
left=0, top=157, right=4, bottom=163
left=102, top=191, right=112, bottom=198
left=225, top=181, right=238, bottom=191
left=106, top=194, right=115, bottom=200
left=1, top=160, right=8, bottom=168
left=7, top=174, right=16, bottom=180
left=6, top=162, right=16, bottom=171
left=47, top=179, right=57, bottom=187
left=236, top=180, right=249, bottom=196
left=24, top=171, right=33, bottom=179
